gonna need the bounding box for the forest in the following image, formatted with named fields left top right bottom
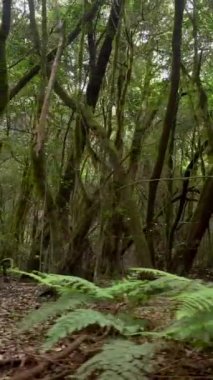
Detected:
left=0, top=0, right=213, bottom=379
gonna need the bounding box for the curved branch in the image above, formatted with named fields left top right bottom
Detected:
left=169, top=139, right=208, bottom=248
left=171, top=166, right=213, bottom=275
left=86, top=0, right=124, bottom=108
left=9, top=0, right=104, bottom=100
left=28, top=0, right=41, bottom=53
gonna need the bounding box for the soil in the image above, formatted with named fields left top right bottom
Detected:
left=0, top=276, right=213, bottom=380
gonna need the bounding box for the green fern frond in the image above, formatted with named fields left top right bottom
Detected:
left=143, top=276, right=205, bottom=297
left=43, top=309, right=144, bottom=350
left=160, top=310, right=213, bottom=346
left=127, top=268, right=207, bottom=298
left=17, top=268, right=213, bottom=350
left=129, top=267, right=189, bottom=280
left=175, top=287, right=213, bottom=319
left=104, top=271, right=202, bottom=304
left=13, top=270, right=111, bottom=299
left=20, top=292, right=88, bottom=331
left=75, top=339, right=161, bottom=380
left=105, top=280, right=148, bottom=299
left=147, top=283, right=213, bottom=346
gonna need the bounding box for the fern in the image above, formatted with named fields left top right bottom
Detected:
left=127, top=267, right=208, bottom=297
left=18, top=268, right=213, bottom=352
left=105, top=279, right=149, bottom=300
left=20, top=292, right=89, bottom=331
left=163, top=286, right=213, bottom=346
left=13, top=270, right=111, bottom=299
left=104, top=269, right=204, bottom=304
left=175, top=287, right=213, bottom=319
left=154, top=308, right=213, bottom=347
left=128, top=271, right=213, bottom=346
left=43, top=309, right=145, bottom=351
left=75, top=339, right=161, bottom=380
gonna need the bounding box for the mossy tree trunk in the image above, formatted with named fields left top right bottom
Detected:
left=53, top=0, right=124, bottom=276
left=29, top=1, right=66, bottom=271
left=13, top=162, right=33, bottom=251
left=0, top=0, right=12, bottom=116
left=170, top=166, right=213, bottom=275
left=146, top=0, right=185, bottom=266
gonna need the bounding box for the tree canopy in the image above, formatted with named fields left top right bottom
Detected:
left=0, top=0, right=212, bottom=278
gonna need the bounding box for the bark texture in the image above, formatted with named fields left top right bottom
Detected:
left=0, top=0, right=12, bottom=115
left=146, top=0, right=185, bottom=264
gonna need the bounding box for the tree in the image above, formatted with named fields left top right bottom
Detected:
left=0, top=0, right=212, bottom=278
left=0, top=0, right=12, bottom=115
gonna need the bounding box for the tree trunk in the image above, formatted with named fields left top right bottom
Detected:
left=170, top=166, right=213, bottom=275
left=146, top=0, right=185, bottom=265
left=0, top=0, right=12, bottom=115
left=169, top=140, right=208, bottom=251
left=59, top=194, right=99, bottom=278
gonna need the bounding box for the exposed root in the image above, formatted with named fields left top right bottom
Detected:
left=10, top=335, right=88, bottom=380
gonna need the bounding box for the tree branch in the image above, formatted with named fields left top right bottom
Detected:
left=9, top=0, right=104, bottom=100
left=146, top=0, right=185, bottom=264
left=28, top=0, right=41, bottom=53
left=86, top=0, right=124, bottom=108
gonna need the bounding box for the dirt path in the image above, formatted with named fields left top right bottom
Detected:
left=0, top=279, right=213, bottom=379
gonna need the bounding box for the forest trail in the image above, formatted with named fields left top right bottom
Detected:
left=0, top=278, right=213, bottom=380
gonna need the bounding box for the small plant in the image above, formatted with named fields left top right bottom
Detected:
left=17, top=268, right=213, bottom=378
left=43, top=309, right=146, bottom=351
left=14, top=270, right=110, bottom=299
left=74, top=339, right=162, bottom=380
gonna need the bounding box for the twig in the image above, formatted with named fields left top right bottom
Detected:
left=11, top=335, right=88, bottom=380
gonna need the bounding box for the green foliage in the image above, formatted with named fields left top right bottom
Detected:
left=130, top=269, right=213, bottom=347
left=105, top=279, right=149, bottom=301
left=18, top=268, right=213, bottom=378
left=162, top=287, right=213, bottom=347
left=43, top=309, right=144, bottom=351
left=3, top=0, right=213, bottom=375
left=13, top=270, right=112, bottom=299
left=176, top=287, right=213, bottom=318
left=104, top=268, right=205, bottom=303
left=128, top=267, right=206, bottom=295
left=160, top=309, right=213, bottom=347
left=20, top=268, right=213, bottom=352
left=20, top=292, right=89, bottom=331
left=75, top=340, right=161, bottom=380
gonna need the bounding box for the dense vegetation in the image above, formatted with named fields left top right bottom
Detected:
left=16, top=268, right=213, bottom=378
left=0, top=0, right=213, bottom=278
left=0, top=1, right=213, bottom=377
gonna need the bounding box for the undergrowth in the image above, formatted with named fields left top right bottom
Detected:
left=74, top=340, right=162, bottom=380
left=14, top=268, right=213, bottom=379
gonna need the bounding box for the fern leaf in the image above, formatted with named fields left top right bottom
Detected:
left=175, top=287, right=213, bottom=319
left=19, top=293, right=88, bottom=331
left=104, top=275, right=201, bottom=304
left=13, top=270, right=111, bottom=299
left=160, top=310, right=213, bottom=346
left=75, top=339, right=161, bottom=380
left=43, top=309, right=144, bottom=350
left=105, top=280, right=148, bottom=299
left=126, top=268, right=207, bottom=299
left=129, top=267, right=191, bottom=280
left=147, top=285, right=213, bottom=346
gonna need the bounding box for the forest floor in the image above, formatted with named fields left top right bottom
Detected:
left=0, top=277, right=213, bottom=380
